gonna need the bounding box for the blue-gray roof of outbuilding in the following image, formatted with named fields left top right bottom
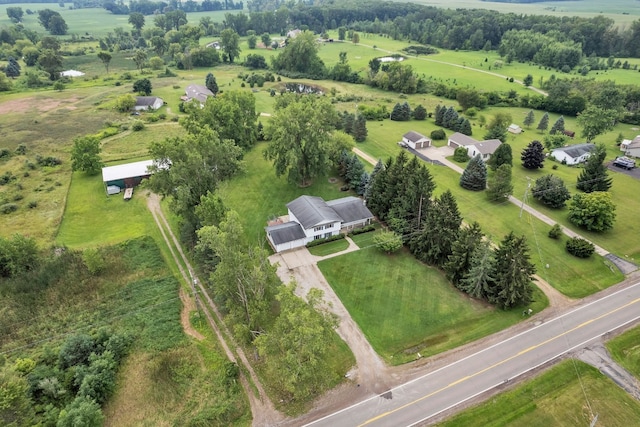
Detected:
left=552, top=143, right=596, bottom=159
left=287, top=195, right=343, bottom=229
left=265, top=221, right=306, bottom=245
left=326, top=196, right=374, bottom=224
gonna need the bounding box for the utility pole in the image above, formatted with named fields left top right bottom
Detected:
left=520, top=177, right=531, bottom=218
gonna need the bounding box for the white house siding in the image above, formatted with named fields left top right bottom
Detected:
left=272, top=238, right=306, bottom=253
left=341, top=218, right=371, bottom=231
left=551, top=151, right=588, bottom=165
left=626, top=147, right=640, bottom=158
left=305, top=222, right=341, bottom=241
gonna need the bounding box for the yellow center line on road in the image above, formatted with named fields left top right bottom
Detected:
left=359, top=297, right=640, bottom=427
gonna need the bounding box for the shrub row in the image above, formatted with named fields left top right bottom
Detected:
left=348, top=224, right=376, bottom=236
left=306, top=233, right=346, bottom=248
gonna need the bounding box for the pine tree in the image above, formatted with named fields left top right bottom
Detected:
left=365, top=160, right=384, bottom=201
left=400, top=102, right=411, bottom=120
left=487, top=143, right=512, bottom=171
left=523, top=110, right=535, bottom=128
left=343, top=112, right=355, bottom=135
left=460, top=118, right=472, bottom=136
left=352, top=115, right=367, bottom=142
left=205, top=72, right=219, bottom=96
left=536, top=112, right=549, bottom=132
left=521, top=140, right=545, bottom=169
left=5, top=57, right=20, bottom=78
left=434, top=105, right=444, bottom=126
left=491, top=232, right=535, bottom=309
left=454, top=117, right=465, bottom=132
left=459, top=240, right=495, bottom=300
left=549, top=115, right=565, bottom=135
left=443, top=106, right=457, bottom=129
left=444, top=221, right=485, bottom=286
left=357, top=171, right=369, bottom=196
left=345, top=154, right=365, bottom=190
left=576, top=144, right=612, bottom=193
left=257, top=121, right=265, bottom=141
left=486, top=164, right=513, bottom=202
left=460, top=154, right=487, bottom=191
left=390, top=103, right=403, bottom=121
left=413, top=104, right=427, bottom=120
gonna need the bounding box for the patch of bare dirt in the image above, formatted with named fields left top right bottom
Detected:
left=0, top=96, right=80, bottom=115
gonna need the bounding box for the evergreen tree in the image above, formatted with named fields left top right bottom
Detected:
left=5, top=57, right=20, bottom=78
left=443, top=106, right=457, bottom=129
left=460, top=154, right=487, bottom=191
left=257, top=121, right=265, bottom=141
left=523, top=110, right=535, bottom=128
left=352, top=115, right=368, bottom=142
left=409, top=190, right=462, bottom=266
left=483, top=112, right=511, bottom=143
left=401, top=102, right=411, bottom=120
left=434, top=105, right=444, bottom=126
left=342, top=112, right=355, bottom=135
left=357, top=171, right=369, bottom=196
left=454, top=117, right=465, bottom=132
left=491, top=232, right=536, bottom=309
left=444, top=221, right=485, bottom=286
left=487, top=143, right=512, bottom=171
left=413, top=104, right=427, bottom=120
left=536, top=112, right=549, bottom=132
left=364, top=159, right=384, bottom=201
left=459, top=240, right=495, bottom=300
left=345, top=154, right=365, bottom=190
left=390, top=103, right=403, bottom=121
left=521, top=140, right=545, bottom=169
left=459, top=118, right=472, bottom=136
left=205, top=72, right=219, bottom=96
left=576, top=144, right=612, bottom=193
left=549, top=115, right=565, bottom=135
left=486, top=164, right=513, bottom=202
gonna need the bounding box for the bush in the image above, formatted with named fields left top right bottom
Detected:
left=348, top=224, right=376, bottom=236
left=548, top=223, right=563, bottom=239
left=566, top=237, right=595, bottom=258
left=306, top=233, right=346, bottom=248
left=430, top=129, right=446, bottom=140
left=0, top=203, right=18, bottom=214
left=28, top=201, right=38, bottom=209
left=453, top=146, right=470, bottom=162
left=131, top=120, right=145, bottom=131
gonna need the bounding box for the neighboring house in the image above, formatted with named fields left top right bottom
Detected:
left=401, top=131, right=431, bottom=149
left=466, top=139, right=502, bottom=161
left=507, top=124, right=522, bottom=134
left=287, top=29, right=302, bottom=39
left=134, top=96, right=163, bottom=111
left=265, top=195, right=374, bottom=253
left=620, top=139, right=633, bottom=151
left=102, top=159, right=159, bottom=195
left=60, top=69, right=85, bottom=77
left=624, top=136, right=640, bottom=158
left=183, top=84, right=214, bottom=105
left=447, top=132, right=502, bottom=160
left=550, top=143, right=596, bottom=165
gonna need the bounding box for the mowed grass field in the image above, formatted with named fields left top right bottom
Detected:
left=436, top=359, right=640, bottom=427
left=607, top=325, right=640, bottom=380
left=318, top=246, right=548, bottom=364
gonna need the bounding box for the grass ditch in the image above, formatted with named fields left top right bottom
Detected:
left=606, top=325, right=640, bottom=380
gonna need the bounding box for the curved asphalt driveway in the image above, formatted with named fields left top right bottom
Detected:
left=305, top=279, right=640, bottom=427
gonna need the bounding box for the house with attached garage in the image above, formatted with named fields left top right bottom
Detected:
left=550, top=143, right=596, bottom=165
left=182, top=84, right=214, bottom=105
left=265, top=195, right=374, bottom=253
left=447, top=132, right=502, bottom=161
left=621, top=135, right=640, bottom=158
left=401, top=131, right=431, bottom=149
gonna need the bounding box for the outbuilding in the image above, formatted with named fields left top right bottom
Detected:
left=134, top=96, right=164, bottom=111
left=101, top=159, right=157, bottom=195
left=401, top=131, right=431, bottom=149
left=507, top=124, right=522, bottom=134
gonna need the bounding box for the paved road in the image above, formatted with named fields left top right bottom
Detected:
left=305, top=280, right=640, bottom=427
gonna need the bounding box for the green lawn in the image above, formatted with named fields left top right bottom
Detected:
left=307, top=238, right=350, bottom=257
left=437, top=359, right=640, bottom=427
left=606, top=325, right=640, bottom=380
left=101, top=122, right=185, bottom=163
left=55, top=171, right=157, bottom=248
left=218, top=142, right=351, bottom=245
left=318, top=247, right=548, bottom=364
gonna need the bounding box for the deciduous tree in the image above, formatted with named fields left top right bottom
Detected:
left=569, top=192, right=616, bottom=232
left=263, top=95, right=338, bottom=186
left=577, top=105, right=618, bottom=142
left=133, top=49, right=147, bottom=71
left=97, top=51, right=111, bottom=74
left=6, top=6, right=23, bottom=23
left=374, top=230, right=403, bottom=254
left=220, top=28, right=241, bottom=62
left=133, top=78, right=152, bottom=95
left=487, top=143, right=512, bottom=171
left=71, top=136, right=103, bottom=175
left=484, top=112, right=511, bottom=143
left=128, top=12, right=145, bottom=33
left=532, top=174, right=571, bottom=208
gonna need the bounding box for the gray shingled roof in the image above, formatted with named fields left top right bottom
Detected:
left=287, top=195, right=342, bottom=229
left=326, top=196, right=374, bottom=224
left=449, top=132, right=479, bottom=146
left=473, top=139, right=502, bottom=155
left=403, top=131, right=427, bottom=143
left=553, top=143, right=596, bottom=159
left=185, top=84, right=214, bottom=104
left=628, top=135, right=640, bottom=149
left=265, top=221, right=306, bottom=245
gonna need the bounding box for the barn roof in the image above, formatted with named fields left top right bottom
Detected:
left=102, top=159, right=156, bottom=183
left=265, top=221, right=306, bottom=245
left=135, top=96, right=162, bottom=106
left=287, top=195, right=342, bottom=229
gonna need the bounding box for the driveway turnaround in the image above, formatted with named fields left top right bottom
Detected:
left=304, top=280, right=640, bottom=427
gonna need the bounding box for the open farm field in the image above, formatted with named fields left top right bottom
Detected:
left=436, top=359, right=640, bottom=427
left=318, top=246, right=548, bottom=364
left=607, top=325, right=640, bottom=380
left=401, top=0, right=640, bottom=26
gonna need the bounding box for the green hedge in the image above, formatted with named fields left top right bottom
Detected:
left=348, top=224, right=376, bottom=236
left=306, top=233, right=346, bottom=248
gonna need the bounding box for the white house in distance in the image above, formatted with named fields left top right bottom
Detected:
left=265, top=195, right=374, bottom=253
left=182, top=84, right=214, bottom=105
left=401, top=131, right=432, bottom=149
left=621, top=135, right=640, bottom=158
left=447, top=132, right=502, bottom=161
left=550, top=143, right=596, bottom=165
left=134, top=96, right=164, bottom=111
left=507, top=124, right=522, bottom=134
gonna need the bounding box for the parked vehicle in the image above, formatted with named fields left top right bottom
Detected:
left=612, top=156, right=636, bottom=170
